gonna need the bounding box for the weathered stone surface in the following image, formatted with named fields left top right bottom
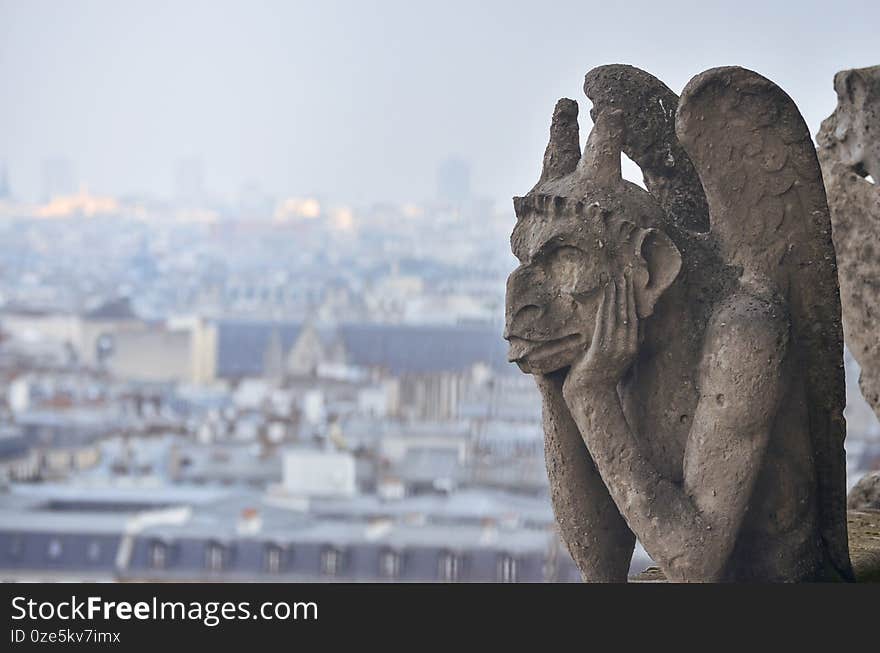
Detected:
left=636, top=510, right=880, bottom=583
left=817, top=66, right=880, bottom=416
left=505, top=66, right=852, bottom=582
left=848, top=471, right=880, bottom=511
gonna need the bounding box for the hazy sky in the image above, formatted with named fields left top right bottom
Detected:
left=1, top=0, right=878, bottom=205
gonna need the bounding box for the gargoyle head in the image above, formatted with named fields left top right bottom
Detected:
left=504, top=101, right=682, bottom=375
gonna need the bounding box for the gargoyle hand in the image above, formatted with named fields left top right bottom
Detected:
left=564, top=270, right=638, bottom=400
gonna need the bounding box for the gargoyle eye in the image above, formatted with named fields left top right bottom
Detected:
left=542, top=245, right=606, bottom=295
left=545, top=245, right=586, bottom=265
left=571, top=286, right=602, bottom=302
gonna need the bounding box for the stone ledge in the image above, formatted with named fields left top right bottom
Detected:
left=848, top=510, right=880, bottom=582
left=634, top=510, right=880, bottom=582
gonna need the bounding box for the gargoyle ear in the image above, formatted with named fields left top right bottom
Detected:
left=632, top=227, right=682, bottom=319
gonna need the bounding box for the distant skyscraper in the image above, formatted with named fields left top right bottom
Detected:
left=174, top=157, right=206, bottom=206
left=0, top=163, right=9, bottom=199
left=41, top=158, right=76, bottom=201
left=436, top=157, right=471, bottom=205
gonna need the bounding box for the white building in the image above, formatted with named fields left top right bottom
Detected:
left=281, top=449, right=356, bottom=498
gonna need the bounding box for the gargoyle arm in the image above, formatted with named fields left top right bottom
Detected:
left=563, top=294, right=788, bottom=581
left=535, top=372, right=636, bottom=582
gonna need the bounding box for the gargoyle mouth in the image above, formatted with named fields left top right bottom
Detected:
left=506, top=333, right=582, bottom=363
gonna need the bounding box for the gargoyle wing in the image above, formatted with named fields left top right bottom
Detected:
left=676, top=67, right=853, bottom=580
left=584, top=64, right=709, bottom=233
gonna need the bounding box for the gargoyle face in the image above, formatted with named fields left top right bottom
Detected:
left=504, top=198, right=607, bottom=374
left=504, top=196, right=674, bottom=374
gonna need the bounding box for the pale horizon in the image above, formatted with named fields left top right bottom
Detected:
left=1, top=0, right=878, bottom=206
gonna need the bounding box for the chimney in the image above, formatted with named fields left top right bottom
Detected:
left=237, top=507, right=262, bottom=535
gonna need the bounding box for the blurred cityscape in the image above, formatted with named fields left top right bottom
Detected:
left=0, top=158, right=877, bottom=582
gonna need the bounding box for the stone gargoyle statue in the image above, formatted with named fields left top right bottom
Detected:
left=817, top=66, right=880, bottom=420
left=504, top=65, right=854, bottom=582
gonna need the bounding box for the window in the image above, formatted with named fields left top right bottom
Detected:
left=149, top=541, right=167, bottom=570
left=542, top=557, right=558, bottom=582
left=379, top=549, right=402, bottom=579
left=438, top=551, right=460, bottom=582
left=47, top=538, right=63, bottom=560
left=497, top=554, right=518, bottom=583
left=87, top=540, right=101, bottom=563
left=8, top=535, right=23, bottom=559
left=265, top=545, right=285, bottom=574
left=205, top=543, right=226, bottom=572
left=320, top=547, right=344, bottom=577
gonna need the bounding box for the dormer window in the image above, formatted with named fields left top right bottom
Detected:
left=438, top=551, right=460, bottom=582
left=379, top=549, right=402, bottom=579
left=265, top=545, right=285, bottom=574
left=8, top=535, right=23, bottom=559
left=205, top=542, right=226, bottom=572
left=149, top=541, right=167, bottom=570
left=87, top=541, right=101, bottom=563
left=320, top=546, right=344, bottom=577
left=47, top=538, right=63, bottom=560
left=497, top=554, right=518, bottom=583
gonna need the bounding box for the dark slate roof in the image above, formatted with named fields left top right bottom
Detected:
left=215, top=320, right=302, bottom=378
left=84, top=297, right=137, bottom=320
left=0, top=304, right=56, bottom=317
left=336, top=323, right=511, bottom=375
left=214, top=320, right=514, bottom=379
